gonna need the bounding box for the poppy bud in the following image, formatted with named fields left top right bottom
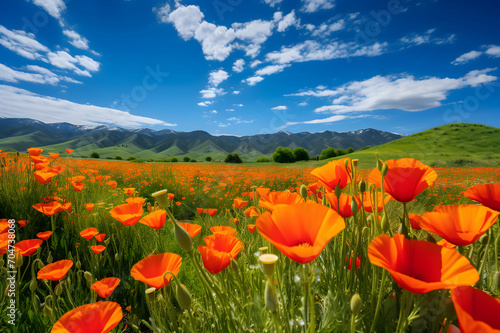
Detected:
left=30, top=278, right=38, bottom=292
left=16, top=255, right=23, bottom=268
left=494, top=271, right=500, bottom=290
left=32, top=294, right=40, bottom=311
left=300, top=185, right=308, bottom=200
left=381, top=163, right=388, bottom=177
left=145, top=287, right=156, bottom=304
left=115, top=253, right=120, bottom=261
left=84, top=271, right=92, bottom=282
left=334, top=185, right=342, bottom=199
left=260, top=254, right=279, bottom=277
left=176, top=284, right=192, bottom=310
left=43, top=296, right=54, bottom=322
left=350, top=293, right=362, bottom=316
left=377, top=159, right=384, bottom=172
left=67, top=251, right=73, bottom=262
left=358, top=180, right=366, bottom=193
left=351, top=198, right=358, bottom=215
left=397, top=222, right=408, bottom=238
left=381, top=214, right=389, bottom=233
left=105, top=238, right=111, bottom=246
left=54, top=282, right=63, bottom=296
left=174, top=221, right=192, bottom=252
left=76, top=260, right=81, bottom=270
left=352, top=159, right=358, bottom=168
left=152, top=189, right=169, bottom=209
left=47, top=252, right=53, bottom=264
left=265, top=280, right=278, bottom=313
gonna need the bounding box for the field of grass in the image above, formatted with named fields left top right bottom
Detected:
left=0, top=142, right=499, bottom=332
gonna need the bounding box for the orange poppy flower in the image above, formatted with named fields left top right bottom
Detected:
left=197, top=233, right=242, bottom=274
left=325, top=192, right=361, bottom=218
left=91, top=277, right=121, bottom=299
left=210, top=226, right=237, bottom=236
left=256, top=202, right=345, bottom=264
left=139, top=210, right=167, bottom=229
left=91, top=245, right=106, bottom=254
left=71, top=181, right=85, bottom=191
left=33, top=201, right=62, bottom=216
left=61, top=202, right=72, bottom=213
left=369, top=158, right=437, bottom=203
left=230, top=218, right=240, bottom=225
left=415, top=205, right=499, bottom=246
left=31, top=155, right=49, bottom=164
left=362, top=191, right=392, bottom=213
left=95, top=233, right=106, bottom=242
left=196, top=208, right=206, bottom=215
left=48, top=152, right=59, bottom=159
left=408, top=213, right=423, bottom=231
left=246, top=224, right=256, bottom=233
left=233, top=198, right=249, bottom=209
left=256, top=187, right=271, bottom=198
left=310, top=158, right=352, bottom=191
left=0, top=233, right=9, bottom=255
left=368, top=234, right=479, bottom=294
left=64, top=148, right=73, bottom=154
left=37, top=259, right=73, bottom=281
left=123, top=188, right=135, bottom=196
left=51, top=301, right=122, bottom=332
left=258, top=191, right=304, bottom=211
left=177, top=222, right=201, bottom=238
left=208, top=208, right=218, bottom=216
left=464, top=183, right=500, bottom=212
left=85, top=203, right=95, bottom=211
left=27, top=147, right=43, bottom=156
left=18, top=220, right=28, bottom=227
left=15, top=239, right=43, bottom=256
left=37, top=231, right=52, bottom=240
left=451, top=286, right=500, bottom=332
left=244, top=206, right=261, bottom=218
left=34, top=170, right=57, bottom=184
left=110, top=202, right=143, bottom=226
left=167, top=193, right=174, bottom=201
left=130, top=253, right=182, bottom=289
left=107, top=180, right=117, bottom=190
left=80, top=228, right=99, bottom=240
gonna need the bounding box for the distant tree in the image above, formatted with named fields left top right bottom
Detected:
left=183, top=156, right=190, bottom=162
left=190, top=158, right=197, bottom=162
left=320, top=147, right=336, bottom=160
left=127, top=156, right=136, bottom=161
left=293, top=147, right=309, bottom=161
left=346, top=147, right=355, bottom=154
left=205, top=156, right=212, bottom=162
left=225, top=153, right=242, bottom=163
left=90, top=152, right=100, bottom=159
left=273, top=147, right=295, bottom=163
left=256, top=157, right=270, bottom=162
left=170, top=157, right=178, bottom=162
left=115, top=155, right=122, bottom=160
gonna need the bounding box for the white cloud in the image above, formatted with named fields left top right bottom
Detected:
left=0, top=25, right=49, bottom=60
left=255, top=64, right=289, bottom=76
left=277, top=11, right=299, bottom=32
left=0, top=84, right=174, bottom=127
left=485, top=45, right=500, bottom=57
left=0, top=63, right=82, bottom=86
left=245, top=76, right=264, bottom=86
left=47, top=51, right=90, bottom=76
left=234, top=103, right=244, bottom=107
left=452, top=50, right=483, bottom=65
left=31, top=0, right=66, bottom=22
left=232, top=59, right=245, bottom=72
left=289, top=68, right=497, bottom=114
left=233, top=19, right=274, bottom=57
left=298, top=101, right=308, bottom=106
left=162, top=5, right=204, bottom=40
left=226, top=108, right=235, bottom=111
left=209, top=69, right=229, bottom=87
left=301, top=0, right=335, bottom=13
left=227, top=116, right=254, bottom=124
left=200, top=87, right=225, bottom=99
left=75, top=55, right=100, bottom=72
left=198, top=101, right=213, bottom=106
left=400, top=29, right=455, bottom=46
left=311, top=19, right=345, bottom=37
left=62, top=30, right=89, bottom=50
left=250, top=60, right=262, bottom=68
left=263, top=0, right=283, bottom=7
left=286, top=115, right=347, bottom=127
left=271, top=105, right=287, bottom=110
left=194, top=21, right=236, bottom=61
left=232, top=90, right=240, bottom=94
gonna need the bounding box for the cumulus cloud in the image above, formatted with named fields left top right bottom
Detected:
left=310, top=19, right=345, bottom=37
left=263, top=0, right=283, bottom=7
left=288, top=68, right=498, bottom=114
left=485, top=45, right=500, bottom=57
left=255, top=64, right=289, bottom=76
left=232, top=90, right=240, bottom=94
left=232, top=59, right=245, bottom=72
left=0, top=25, right=49, bottom=60
left=209, top=69, right=229, bottom=87
left=250, top=60, right=262, bottom=68
left=197, top=101, right=213, bottom=107
left=277, top=11, right=299, bottom=32
left=233, top=19, right=274, bottom=57
left=31, top=0, right=66, bottom=22
left=0, top=85, right=174, bottom=127
left=200, top=87, right=225, bottom=99
left=245, top=76, right=264, bottom=86
left=452, top=50, right=483, bottom=65
left=301, top=0, right=335, bottom=13
left=63, top=30, right=89, bottom=50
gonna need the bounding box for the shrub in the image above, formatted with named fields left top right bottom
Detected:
left=114, top=155, right=122, bottom=160
left=183, top=156, right=190, bottom=162
left=273, top=147, right=295, bottom=163
left=127, top=156, right=136, bottom=161
left=170, top=157, right=178, bottom=162
left=190, top=159, right=197, bottom=162
left=205, top=156, right=212, bottom=162
left=225, top=153, right=242, bottom=163
left=319, top=147, right=336, bottom=160
left=90, top=152, right=100, bottom=159
left=293, top=147, right=309, bottom=161
left=256, top=157, right=270, bottom=162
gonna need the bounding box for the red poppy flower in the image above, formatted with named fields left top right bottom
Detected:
left=233, top=198, right=249, bottom=209
left=130, top=253, right=182, bottom=289
left=34, top=170, right=57, bottom=184
left=256, top=187, right=271, bottom=198
left=326, top=192, right=361, bottom=218
left=123, top=188, right=135, bottom=196
left=310, top=158, right=352, bottom=191
left=368, top=234, right=479, bottom=294
left=177, top=222, right=201, bottom=238
left=64, top=148, right=73, bottom=154
left=258, top=191, right=304, bottom=211
left=167, top=193, right=174, bottom=201
left=196, top=208, right=206, bottom=215
left=51, top=301, right=122, bottom=333
left=408, top=213, right=423, bottom=231
left=139, top=210, right=167, bottom=229
left=362, top=191, right=392, bottom=213
left=451, top=286, right=500, bottom=332
left=197, top=233, right=242, bottom=274
left=107, top=181, right=117, bottom=190
left=247, top=224, right=256, bottom=233
left=27, top=148, right=43, bottom=156
left=91, top=277, right=121, bottom=299
left=464, top=183, right=500, bottom=212
left=37, top=231, right=52, bottom=240
left=210, top=226, right=237, bottom=236
left=244, top=206, right=261, bottom=218
left=33, top=201, right=62, bottom=216
left=80, top=228, right=99, bottom=240
left=15, top=239, right=43, bottom=256
left=110, top=201, right=143, bottom=226
left=369, top=158, right=437, bottom=203
left=415, top=205, right=499, bottom=246
left=85, top=203, right=95, bottom=211
left=18, top=220, right=27, bottom=227
left=91, top=245, right=106, bottom=254
left=95, top=234, right=106, bottom=242
left=71, top=181, right=85, bottom=191
left=48, top=152, right=59, bottom=159
left=208, top=208, right=218, bottom=216
left=61, top=202, right=72, bottom=213
left=257, top=202, right=345, bottom=264
left=37, top=260, right=73, bottom=281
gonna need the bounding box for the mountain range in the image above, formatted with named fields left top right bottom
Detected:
left=0, top=118, right=404, bottom=161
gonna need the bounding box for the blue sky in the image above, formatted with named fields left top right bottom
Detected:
left=0, top=0, right=499, bottom=135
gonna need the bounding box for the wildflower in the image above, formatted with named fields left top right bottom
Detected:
left=130, top=253, right=182, bottom=289
left=210, top=226, right=237, bottom=236
left=139, top=210, right=167, bottom=229
left=325, top=192, right=361, bottom=218
left=33, top=201, right=62, bottom=216
left=258, top=191, right=303, bottom=211
left=310, top=158, right=352, bottom=191
left=15, top=239, right=43, bottom=256
left=80, top=228, right=99, bottom=240
left=51, top=301, right=122, bottom=332
left=37, top=260, right=73, bottom=281
left=464, top=183, right=500, bottom=212
left=91, top=278, right=121, bottom=299
left=197, top=233, right=242, bottom=274
left=91, top=245, right=106, bottom=254
left=177, top=222, right=201, bottom=238
left=37, top=231, right=52, bottom=240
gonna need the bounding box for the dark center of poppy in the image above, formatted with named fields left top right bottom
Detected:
left=296, top=242, right=312, bottom=248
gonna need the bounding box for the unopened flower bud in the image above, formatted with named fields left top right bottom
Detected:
left=397, top=222, right=408, bottom=238
left=176, top=284, right=192, bottom=310
left=152, top=189, right=169, bottom=209
left=47, top=252, right=53, bottom=264
left=16, top=255, right=23, bottom=268
left=32, top=294, right=40, bottom=311
left=55, top=282, right=63, bottom=296
left=84, top=271, right=92, bottom=282
left=300, top=185, right=308, bottom=200
left=351, top=198, right=358, bottom=214
left=265, top=280, right=278, bottom=313
left=377, top=159, right=384, bottom=172
left=30, top=278, right=38, bottom=292
left=115, top=253, right=120, bottom=261
left=350, top=293, right=362, bottom=316
left=358, top=180, right=366, bottom=193
left=260, top=254, right=278, bottom=277
left=494, top=271, right=500, bottom=290
left=146, top=287, right=156, bottom=304
left=381, top=163, right=388, bottom=177
left=334, top=185, right=342, bottom=199
left=76, top=260, right=81, bottom=270
left=105, top=238, right=110, bottom=246
left=174, top=221, right=192, bottom=252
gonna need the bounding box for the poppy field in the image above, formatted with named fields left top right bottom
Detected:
left=0, top=149, right=499, bottom=333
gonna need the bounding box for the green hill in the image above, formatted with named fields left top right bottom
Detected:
left=321, top=123, right=500, bottom=169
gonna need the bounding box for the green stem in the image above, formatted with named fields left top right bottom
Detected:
left=370, top=269, right=387, bottom=332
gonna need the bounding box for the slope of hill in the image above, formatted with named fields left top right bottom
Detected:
left=0, top=118, right=403, bottom=161
left=323, top=123, right=500, bottom=168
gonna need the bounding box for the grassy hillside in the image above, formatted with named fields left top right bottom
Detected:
left=320, top=123, right=500, bottom=169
